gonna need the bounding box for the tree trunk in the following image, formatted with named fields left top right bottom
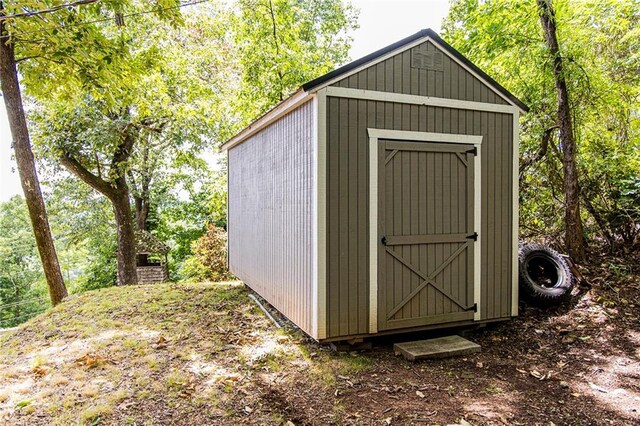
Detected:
left=60, top=135, right=139, bottom=286
left=537, top=0, right=586, bottom=262
left=135, top=195, right=150, bottom=231
left=111, top=186, right=138, bottom=286
left=0, top=12, right=68, bottom=305
left=134, top=195, right=149, bottom=265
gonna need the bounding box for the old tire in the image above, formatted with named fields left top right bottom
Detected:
left=518, top=243, right=574, bottom=306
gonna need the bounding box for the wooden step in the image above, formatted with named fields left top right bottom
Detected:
left=393, top=335, right=480, bottom=361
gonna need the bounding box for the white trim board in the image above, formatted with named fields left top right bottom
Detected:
left=313, top=35, right=526, bottom=115
left=315, top=89, right=328, bottom=340
left=222, top=35, right=525, bottom=152
left=311, top=96, right=319, bottom=339
left=368, top=129, right=483, bottom=145
left=326, top=86, right=519, bottom=115
left=511, top=114, right=520, bottom=316
left=367, top=129, right=483, bottom=333
left=221, top=90, right=312, bottom=152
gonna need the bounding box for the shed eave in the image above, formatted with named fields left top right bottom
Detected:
left=220, top=89, right=313, bottom=152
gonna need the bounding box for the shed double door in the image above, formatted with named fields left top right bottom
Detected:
left=377, top=139, right=477, bottom=331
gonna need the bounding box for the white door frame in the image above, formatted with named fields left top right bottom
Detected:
left=367, top=128, right=483, bottom=334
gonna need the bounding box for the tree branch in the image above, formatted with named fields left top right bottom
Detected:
left=519, top=125, right=559, bottom=179
left=0, top=0, right=99, bottom=21
left=111, top=124, right=136, bottom=174
left=60, top=152, right=114, bottom=197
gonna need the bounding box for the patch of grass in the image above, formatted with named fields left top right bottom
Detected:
left=107, top=389, right=128, bottom=405
left=335, top=353, right=374, bottom=376
left=166, top=370, right=190, bottom=390
left=49, top=374, right=70, bottom=386
left=81, top=385, right=100, bottom=398
left=136, top=389, right=151, bottom=399
left=22, top=404, right=36, bottom=415
left=15, top=399, right=32, bottom=408
left=62, top=396, right=77, bottom=410
left=486, top=384, right=504, bottom=394
left=79, top=403, right=113, bottom=425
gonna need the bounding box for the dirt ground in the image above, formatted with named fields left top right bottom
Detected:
left=0, top=252, right=638, bottom=425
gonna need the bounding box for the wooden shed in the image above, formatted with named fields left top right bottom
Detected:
left=221, top=29, right=528, bottom=342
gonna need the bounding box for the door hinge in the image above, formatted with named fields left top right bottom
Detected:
left=381, top=236, right=388, bottom=246
left=466, top=232, right=478, bottom=241
left=465, top=147, right=477, bottom=156
left=465, top=303, right=478, bottom=312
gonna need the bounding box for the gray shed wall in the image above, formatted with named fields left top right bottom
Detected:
left=334, top=41, right=509, bottom=105
left=228, top=100, right=315, bottom=336
left=324, top=41, right=515, bottom=339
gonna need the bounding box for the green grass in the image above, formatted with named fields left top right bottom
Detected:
left=0, top=281, right=371, bottom=425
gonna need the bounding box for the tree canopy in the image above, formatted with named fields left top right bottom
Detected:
left=443, top=0, right=640, bottom=250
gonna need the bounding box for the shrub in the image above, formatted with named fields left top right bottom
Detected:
left=181, top=224, right=233, bottom=282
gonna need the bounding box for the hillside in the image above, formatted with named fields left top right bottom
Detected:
left=0, top=278, right=638, bottom=425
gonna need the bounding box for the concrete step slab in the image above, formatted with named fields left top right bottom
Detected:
left=393, top=335, right=480, bottom=361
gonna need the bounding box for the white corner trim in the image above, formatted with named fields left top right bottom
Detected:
left=316, top=89, right=327, bottom=340
left=368, top=128, right=483, bottom=331
left=325, top=86, right=518, bottom=115
left=368, top=134, right=379, bottom=334
left=226, top=150, right=230, bottom=270
left=221, top=90, right=312, bottom=152
left=474, top=144, right=482, bottom=321
left=368, top=128, right=483, bottom=145
left=310, top=35, right=526, bottom=114
left=511, top=113, right=520, bottom=316
left=311, top=96, right=319, bottom=340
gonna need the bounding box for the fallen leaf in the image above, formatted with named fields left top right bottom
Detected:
left=75, top=354, right=108, bottom=368
left=31, top=365, right=48, bottom=378
left=416, top=390, right=425, bottom=398
left=530, top=370, right=547, bottom=380
left=589, top=382, right=609, bottom=393
left=154, top=336, right=168, bottom=349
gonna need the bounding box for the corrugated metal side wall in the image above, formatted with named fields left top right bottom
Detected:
left=228, top=100, right=315, bottom=336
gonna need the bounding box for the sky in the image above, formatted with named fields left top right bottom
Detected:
left=0, top=0, right=449, bottom=202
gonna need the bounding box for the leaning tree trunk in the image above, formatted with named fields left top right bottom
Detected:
left=111, top=185, right=138, bottom=286
left=0, top=14, right=68, bottom=305
left=537, top=0, right=586, bottom=262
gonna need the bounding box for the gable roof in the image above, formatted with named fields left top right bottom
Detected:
left=135, top=230, right=170, bottom=255
left=302, top=29, right=529, bottom=112
left=221, top=29, right=528, bottom=151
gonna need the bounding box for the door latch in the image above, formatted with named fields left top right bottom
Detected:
left=381, top=236, right=388, bottom=246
